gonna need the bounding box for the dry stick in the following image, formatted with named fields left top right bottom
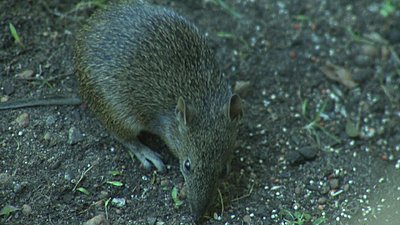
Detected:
left=72, top=165, right=94, bottom=192
left=78, top=201, right=97, bottom=215
left=105, top=197, right=112, bottom=220
left=16, top=71, right=74, bottom=82
left=39, top=0, right=83, bottom=22
left=232, top=182, right=255, bottom=202
left=389, top=46, right=400, bottom=66
left=217, top=188, right=224, bottom=215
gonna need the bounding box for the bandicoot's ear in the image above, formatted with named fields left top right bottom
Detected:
left=225, top=94, right=243, bottom=121
left=176, top=96, right=189, bottom=125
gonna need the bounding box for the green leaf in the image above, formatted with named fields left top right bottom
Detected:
left=345, top=120, right=359, bottom=138
left=105, top=198, right=111, bottom=207
left=9, top=23, right=23, bottom=48
left=380, top=1, right=395, bottom=17
left=107, top=181, right=123, bottom=187
left=0, top=205, right=19, bottom=217
left=303, top=212, right=311, bottom=220
left=108, top=170, right=122, bottom=176
left=217, top=32, right=235, bottom=38
left=294, top=15, right=309, bottom=21
left=171, top=187, right=183, bottom=208
left=77, top=187, right=90, bottom=195
left=9, top=23, right=20, bottom=42
left=151, top=171, right=157, bottom=185
left=313, top=217, right=327, bottom=225
left=215, top=0, right=242, bottom=19
left=301, top=99, right=308, bottom=117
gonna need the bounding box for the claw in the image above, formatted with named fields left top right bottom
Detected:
left=122, top=140, right=166, bottom=172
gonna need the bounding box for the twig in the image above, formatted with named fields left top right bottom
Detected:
left=72, top=165, right=94, bottom=191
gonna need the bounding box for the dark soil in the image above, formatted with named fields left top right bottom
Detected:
left=1, top=0, right=400, bottom=224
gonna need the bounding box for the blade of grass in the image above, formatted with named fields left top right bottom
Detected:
left=9, top=23, right=24, bottom=48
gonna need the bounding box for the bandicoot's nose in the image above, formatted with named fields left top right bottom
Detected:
left=189, top=189, right=214, bottom=224
left=192, top=210, right=206, bottom=225
left=187, top=164, right=220, bottom=224
left=190, top=202, right=207, bottom=224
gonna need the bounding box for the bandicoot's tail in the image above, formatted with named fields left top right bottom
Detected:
left=0, top=96, right=82, bottom=110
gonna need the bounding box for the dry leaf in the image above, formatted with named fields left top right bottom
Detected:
left=15, top=70, right=34, bottom=80
left=234, top=80, right=251, bottom=97
left=320, top=62, right=357, bottom=88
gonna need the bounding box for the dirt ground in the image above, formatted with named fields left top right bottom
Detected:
left=1, top=0, right=400, bottom=224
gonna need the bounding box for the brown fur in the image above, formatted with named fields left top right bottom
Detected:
left=74, top=1, right=243, bottom=222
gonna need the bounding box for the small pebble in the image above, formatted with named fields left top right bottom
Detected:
left=329, top=178, right=340, bottom=189
left=319, top=185, right=330, bottom=195
left=68, top=127, right=83, bottom=145
left=46, top=115, right=57, bottom=126
left=22, top=204, right=32, bottom=215
left=286, top=151, right=304, bottom=165
left=147, top=217, right=157, bottom=225
left=15, top=113, right=30, bottom=127
left=111, top=197, right=126, bottom=207
left=3, top=80, right=15, bottom=95
left=83, top=214, right=109, bottom=225
left=243, top=214, right=252, bottom=223
left=298, top=146, right=318, bottom=160
left=0, top=173, right=11, bottom=186
left=317, top=197, right=327, bottom=204
left=98, top=191, right=109, bottom=199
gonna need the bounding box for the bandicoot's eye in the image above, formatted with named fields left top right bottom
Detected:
left=184, top=159, right=191, bottom=172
